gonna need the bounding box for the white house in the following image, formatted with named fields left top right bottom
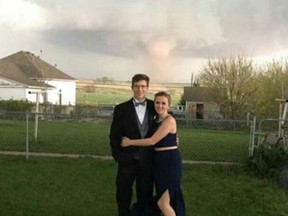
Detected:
left=0, top=51, right=76, bottom=106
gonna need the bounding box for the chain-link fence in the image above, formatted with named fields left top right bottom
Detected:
left=252, top=117, right=288, bottom=150
left=0, top=111, right=252, bottom=163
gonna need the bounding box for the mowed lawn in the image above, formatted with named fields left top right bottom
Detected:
left=0, top=155, right=287, bottom=216
left=0, top=119, right=250, bottom=162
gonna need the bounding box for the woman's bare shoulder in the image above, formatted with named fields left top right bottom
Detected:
left=163, top=115, right=176, bottom=125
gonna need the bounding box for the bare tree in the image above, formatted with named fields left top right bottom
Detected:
left=198, top=54, right=258, bottom=119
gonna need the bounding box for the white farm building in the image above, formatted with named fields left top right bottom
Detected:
left=0, top=51, right=76, bottom=106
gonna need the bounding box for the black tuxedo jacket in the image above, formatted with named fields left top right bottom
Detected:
left=109, top=98, right=156, bottom=162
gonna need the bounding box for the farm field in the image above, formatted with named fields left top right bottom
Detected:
left=76, top=80, right=186, bottom=106
left=0, top=155, right=287, bottom=216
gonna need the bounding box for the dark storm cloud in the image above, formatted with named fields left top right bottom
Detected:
left=41, top=29, right=150, bottom=58
left=37, top=0, right=288, bottom=59
left=211, top=0, right=288, bottom=55
left=2, top=0, right=288, bottom=81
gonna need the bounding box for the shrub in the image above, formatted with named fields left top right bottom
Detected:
left=0, top=99, right=34, bottom=112
left=247, top=144, right=288, bottom=182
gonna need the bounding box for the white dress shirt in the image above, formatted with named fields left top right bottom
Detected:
left=133, top=99, right=147, bottom=124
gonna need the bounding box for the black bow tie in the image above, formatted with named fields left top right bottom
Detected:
left=134, top=100, right=146, bottom=107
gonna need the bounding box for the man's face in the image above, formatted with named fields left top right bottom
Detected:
left=132, top=80, right=148, bottom=101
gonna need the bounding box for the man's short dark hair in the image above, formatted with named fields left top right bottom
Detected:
left=132, top=74, right=150, bottom=87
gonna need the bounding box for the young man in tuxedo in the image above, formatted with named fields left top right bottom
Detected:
left=109, top=74, right=157, bottom=216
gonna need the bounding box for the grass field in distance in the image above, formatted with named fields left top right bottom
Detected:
left=76, top=79, right=188, bottom=106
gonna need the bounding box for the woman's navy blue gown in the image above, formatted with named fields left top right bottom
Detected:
left=154, top=132, right=186, bottom=215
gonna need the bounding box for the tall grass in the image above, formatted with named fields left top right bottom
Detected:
left=0, top=155, right=287, bottom=216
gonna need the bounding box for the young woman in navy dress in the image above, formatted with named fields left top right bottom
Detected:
left=122, top=91, right=185, bottom=216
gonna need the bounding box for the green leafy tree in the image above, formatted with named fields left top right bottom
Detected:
left=253, top=59, right=288, bottom=118
left=96, top=76, right=114, bottom=83
left=178, top=94, right=186, bottom=106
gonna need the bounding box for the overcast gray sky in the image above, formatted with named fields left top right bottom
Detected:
left=1, top=0, right=288, bottom=82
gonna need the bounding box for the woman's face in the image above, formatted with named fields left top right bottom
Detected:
left=154, top=96, right=170, bottom=116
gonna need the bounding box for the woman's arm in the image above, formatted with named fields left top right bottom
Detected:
left=121, top=117, right=176, bottom=147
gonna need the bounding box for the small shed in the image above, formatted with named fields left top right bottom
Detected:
left=183, top=86, right=222, bottom=119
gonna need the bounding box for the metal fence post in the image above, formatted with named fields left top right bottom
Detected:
left=249, top=116, right=257, bottom=157
left=26, top=112, right=29, bottom=160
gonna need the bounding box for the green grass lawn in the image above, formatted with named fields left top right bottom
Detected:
left=0, top=119, right=250, bottom=162
left=0, top=155, right=287, bottom=216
